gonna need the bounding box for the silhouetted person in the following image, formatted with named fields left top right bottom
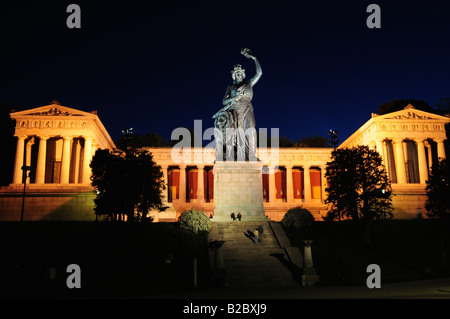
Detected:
left=257, top=225, right=264, bottom=242
left=231, top=212, right=236, bottom=221
left=237, top=212, right=242, bottom=221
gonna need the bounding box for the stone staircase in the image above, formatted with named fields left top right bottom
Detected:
left=211, top=221, right=301, bottom=288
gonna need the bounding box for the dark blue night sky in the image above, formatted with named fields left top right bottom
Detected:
left=1, top=1, right=449, bottom=144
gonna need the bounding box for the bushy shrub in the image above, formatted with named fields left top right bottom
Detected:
left=281, top=206, right=315, bottom=229
left=178, top=208, right=212, bottom=234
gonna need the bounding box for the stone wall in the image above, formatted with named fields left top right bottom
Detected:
left=390, top=185, right=428, bottom=219
left=0, top=185, right=96, bottom=221
left=0, top=183, right=429, bottom=222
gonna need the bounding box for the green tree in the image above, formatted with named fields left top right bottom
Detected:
left=279, top=136, right=295, bottom=147
left=90, top=147, right=165, bottom=222
left=425, top=158, right=450, bottom=220
left=377, top=99, right=434, bottom=115
left=324, top=146, right=393, bottom=222
left=435, top=97, right=450, bottom=115
left=178, top=208, right=211, bottom=234
left=294, top=135, right=330, bottom=148
left=268, top=135, right=330, bottom=148
left=115, top=130, right=171, bottom=148
left=281, top=206, right=315, bottom=230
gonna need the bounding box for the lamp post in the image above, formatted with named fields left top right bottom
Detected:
left=20, top=165, right=32, bottom=223
left=15, top=165, right=32, bottom=293
left=16, top=165, right=31, bottom=270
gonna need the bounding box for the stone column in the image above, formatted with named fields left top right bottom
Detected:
left=268, top=166, right=276, bottom=203
left=179, top=164, right=187, bottom=203
left=320, top=166, right=326, bottom=201
left=415, top=138, right=428, bottom=184
left=197, top=165, right=205, bottom=203
left=60, top=136, right=72, bottom=184
left=303, top=166, right=311, bottom=201
left=73, top=140, right=81, bottom=183
left=25, top=137, right=35, bottom=184
left=376, top=139, right=385, bottom=166
left=435, top=138, right=446, bottom=159
left=161, top=165, right=169, bottom=205
left=35, top=136, right=49, bottom=184
left=81, top=137, right=93, bottom=184
left=393, top=138, right=407, bottom=184
left=13, top=135, right=27, bottom=184
left=403, top=140, right=409, bottom=165
left=286, top=165, right=294, bottom=203
left=424, top=140, right=433, bottom=171
left=382, top=140, right=391, bottom=179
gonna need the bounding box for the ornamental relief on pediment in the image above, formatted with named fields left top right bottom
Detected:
left=390, top=112, right=432, bottom=120
left=17, top=119, right=90, bottom=130
left=27, top=107, right=73, bottom=116
left=377, top=123, right=442, bottom=132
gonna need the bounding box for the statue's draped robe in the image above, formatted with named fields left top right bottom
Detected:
left=230, top=82, right=257, bottom=161
left=215, top=81, right=257, bottom=161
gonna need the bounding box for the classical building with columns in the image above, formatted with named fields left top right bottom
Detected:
left=146, top=147, right=331, bottom=222
left=0, top=102, right=448, bottom=221
left=339, top=104, right=449, bottom=219
left=0, top=102, right=115, bottom=221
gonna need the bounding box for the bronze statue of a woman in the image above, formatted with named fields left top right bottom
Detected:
left=213, top=48, right=262, bottom=161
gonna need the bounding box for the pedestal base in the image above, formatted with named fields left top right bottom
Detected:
left=212, top=161, right=267, bottom=222
left=302, top=267, right=319, bottom=286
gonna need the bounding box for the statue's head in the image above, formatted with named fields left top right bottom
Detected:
left=231, top=64, right=245, bottom=83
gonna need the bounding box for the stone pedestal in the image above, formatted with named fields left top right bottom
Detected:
left=302, top=240, right=319, bottom=286
left=212, top=161, right=267, bottom=222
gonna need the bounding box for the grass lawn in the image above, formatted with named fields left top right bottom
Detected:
left=282, top=219, right=450, bottom=286
left=0, top=221, right=210, bottom=298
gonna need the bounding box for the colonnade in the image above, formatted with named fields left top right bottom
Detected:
left=372, top=137, right=446, bottom=184
left=160, top=163, right=326, bottom=204
left=266, top=165, right=326, bottom=202
left=161, top=164, right=210, bottom=204
left=12, top=134, right=96, bottom=185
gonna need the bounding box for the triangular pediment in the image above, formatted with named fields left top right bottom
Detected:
left=375, top=104, right=450, bottom=122
left=11, top=103, right=97, bottom=118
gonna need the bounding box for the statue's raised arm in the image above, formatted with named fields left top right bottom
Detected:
left=241, top=48, right=262, bottom=87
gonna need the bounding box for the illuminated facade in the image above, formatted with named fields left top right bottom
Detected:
left=0, top=103, right=448, bottom=221
left=145, top=147, right=331, bottom=222
left=0, top=102, right=115, bottom=221
left=339, top=104, right=449, bottom=218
